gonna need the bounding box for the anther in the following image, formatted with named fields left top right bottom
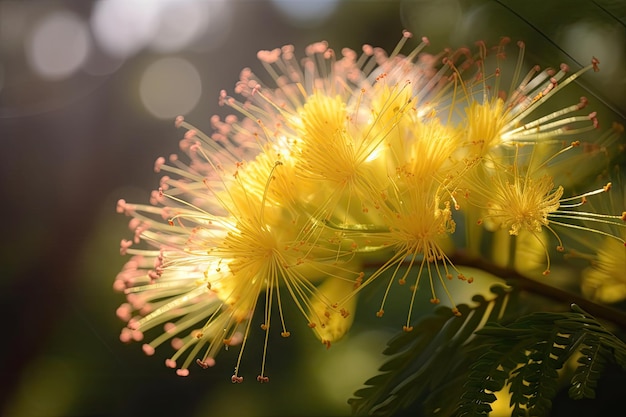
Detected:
left=592, top=57, right=600, bottom=72
left=142, top=344, right=155, bottom=356
left=154, top=157, right=165, bottom=173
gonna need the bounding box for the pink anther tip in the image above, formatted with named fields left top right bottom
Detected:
left=142, top=344, right=155, bottom=356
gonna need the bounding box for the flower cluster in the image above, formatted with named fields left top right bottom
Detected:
left=114, top=32, right=625, bottom=381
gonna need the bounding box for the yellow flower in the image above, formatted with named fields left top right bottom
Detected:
left=468, top=143, right=625, bottom=275
left=581, top=237, right=626, bottom=303
left=337, top=117, right=473, bottom=329
left=573, top=166, right=626, bottom=303
left=219, top=33, right=443, bottom=230
left=116, top=119, right=362, bottom=382
left=449, top=38, right=601, bottom=156
left=114, top=32, right=445, bottom=381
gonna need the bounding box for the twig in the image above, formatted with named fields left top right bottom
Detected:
left=450, top=252, right=626, bottom=329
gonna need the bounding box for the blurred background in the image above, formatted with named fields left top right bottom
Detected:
left=1, top=1, right=625, bottom=416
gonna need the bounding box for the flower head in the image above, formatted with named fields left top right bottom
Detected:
left=468, top=142, right=626, bottom=275
left=115, top=115, right=364, bottom=381
left=337, top=111, right=474, bottom=328
left=447, top=38, right=601, bottom=157
left=571, top=164, right=626, bottom=303
left=114, top=33, right=446, bottom=380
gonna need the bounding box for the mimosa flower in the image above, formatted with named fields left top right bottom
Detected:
left=219, top=31, right=448, bottom=229
left=572, top=165, right=626, bottom=303
left=468, top=143, right=626, bottom=275
left=581, top=234, right=626, bottom=303
left=449, top=38, right=601, bottom=156
left=114, top=32, right=449, bottom=381
left=337, top=117, right=474, bottom=329
left=115, top=118, right=362, bottom=382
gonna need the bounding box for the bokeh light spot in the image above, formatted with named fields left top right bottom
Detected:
left=24, top=11, right=90, bottom=80
left=90, top=0, right=161, bottom=59
left=139, top=57, right=202, bottom=119
left=149, top=0, right=210, bottom=52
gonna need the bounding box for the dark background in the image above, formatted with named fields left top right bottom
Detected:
left=1, top=1, right=625, bottom=416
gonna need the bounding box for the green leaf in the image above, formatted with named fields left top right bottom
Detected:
left=349, top=284, right=513, bottom=416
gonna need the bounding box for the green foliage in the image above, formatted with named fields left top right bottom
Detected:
left=461, top=304, right=626, bottom=417
left=349, top=284, right=514, bottom=416
left=351, top=291, right=626, bottom=417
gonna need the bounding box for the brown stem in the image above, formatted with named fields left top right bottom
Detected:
left=450, top=252, right=626, bottom=329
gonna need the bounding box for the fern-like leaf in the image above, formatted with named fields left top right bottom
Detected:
left=349, top=284, right=513, bottom=416
left=458, top=304, right=626, bottom=417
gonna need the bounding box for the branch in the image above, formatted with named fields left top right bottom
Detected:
left=450, top=252, right=626, bottom=329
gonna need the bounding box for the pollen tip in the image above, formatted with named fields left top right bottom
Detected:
left=154, top=157, right=166, bottom=173
left=621, top=211, right=626, bottom=221
left=402, top=325, right=414, bottom=332
left=231, top=375, right=244, bottom=383
left=376, top=309, right=384, bottom=318
left=142, top=344, right=155, bottom=356
left=176, top=369, right=190, bottom=377
left=165, top=359, right=177, bottom=369
left=196, top=358, right=215, bottom=369
left=116, top=199, right=127, bottom=214
left=592, top=56, right=600, bottom=72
